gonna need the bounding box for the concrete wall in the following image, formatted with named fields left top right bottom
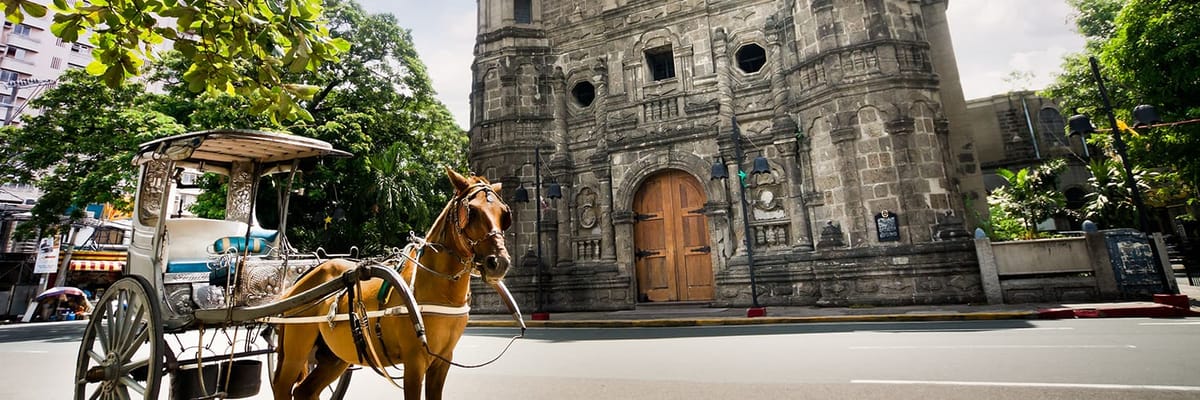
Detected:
left=974, top=231, right=1125, bottom=304
left=992, top=237, right=1092, bottom=276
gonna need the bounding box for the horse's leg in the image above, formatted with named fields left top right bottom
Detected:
left=294, top=341, right=351, bottom=400
left=272, top=325, right=320, bottom=400
left=424, top=358, right=452, bottom=400
left=402, top=355, right=428, bottom=400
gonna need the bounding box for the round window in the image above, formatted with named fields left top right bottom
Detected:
left=736, top=44, right=767, bottom=74
left=572, top=81, right=596, bottom=107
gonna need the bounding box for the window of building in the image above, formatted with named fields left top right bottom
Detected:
left=0, top=69, right=19, bottom=82
left=572, top=81, right=595, bottom=107
left=5, top=46, right=29, bottom=60
left=645, top=46, right=676, bottom=81
left=51, top=57, right=62, bottom=69
left=11, top=24, right=32, bottom=37
left=94, top=228, right=125, bottom=245
left=735, top=44, right=767, bottom=73
left=71, top=42, right=92, bottom=54
left=514, top=0, right=532, bottom=24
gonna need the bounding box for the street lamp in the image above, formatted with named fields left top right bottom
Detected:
left=711, top=116, right=770, bottom=317
left=512, top=146, right=562, bottom=320
left=1067, top=56, right=1175, bottom=295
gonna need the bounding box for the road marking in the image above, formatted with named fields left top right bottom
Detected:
left=849, top=344, right=1135, bottom=350
left=852, top=380, right=1200, bottom=392
left=1, top=350, right=47, bottom=354
left=872, top=327, right=1074, bottom=333
left=1138, top=322, right=1200, bottom=326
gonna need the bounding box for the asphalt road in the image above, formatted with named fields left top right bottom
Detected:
left=3, top=317, right=1199, bottom=399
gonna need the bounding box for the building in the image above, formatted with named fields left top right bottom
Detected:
left=469, top=0, right=988, bottom=312
left=0, top=2, right=95, bottom=125
left=965, top=90, right=1092, bottom=231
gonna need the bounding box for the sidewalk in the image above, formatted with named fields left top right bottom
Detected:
left=468, top=278, right=1200, bottom=328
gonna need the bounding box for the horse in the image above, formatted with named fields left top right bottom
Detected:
left=272, top=167, right=513, bottom=400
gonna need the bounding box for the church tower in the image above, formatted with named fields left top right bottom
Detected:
left=470, top=0, right=986, bottom=312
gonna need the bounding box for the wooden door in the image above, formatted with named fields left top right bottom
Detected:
left=633, top=170, right=714, bottom=302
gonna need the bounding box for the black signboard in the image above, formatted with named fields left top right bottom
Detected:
left=875, top=210, right=900, bottom=242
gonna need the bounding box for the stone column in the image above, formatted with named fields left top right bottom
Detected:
left=972, top=229, right=1003, bottom=304
left=779, top=138, right=813, bottom=250
left=712, top=28, right=734, bottom=122
left=551, top=67, right=574, bottom=267
left=831, top=126, right=866, bottom=247
left=885, top=117, right=927, bottom=243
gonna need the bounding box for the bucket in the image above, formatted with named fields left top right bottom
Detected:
left=218, top=359, right=262, bottom=398
left=171, top=363, right=219, bottom=400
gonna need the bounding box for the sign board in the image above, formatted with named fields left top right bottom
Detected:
left=33, top=237, right=59, bottom=274
left=875, top=210, right=900, bottom=242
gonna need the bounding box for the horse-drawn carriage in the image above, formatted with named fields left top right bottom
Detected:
left=75, top=130, right=523, bottom=399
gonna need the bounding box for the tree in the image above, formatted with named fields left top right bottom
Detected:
left=988, top=158, right=1069, bottom=239
left=0, top=0, right=350, bottom=124
left=1044, top=0, right=1200, bottom=215
left=0, top=69, right=184, bottom=233
left=1081, top=158, right=1150, bottom=229
left=275, top=0, right=467, bottom=253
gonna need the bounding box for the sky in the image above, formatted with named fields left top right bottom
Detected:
left=358, top=0, right=1087, bottom=130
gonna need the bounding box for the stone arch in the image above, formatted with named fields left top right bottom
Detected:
left=612, top=150, right=716, bottom=215
left=853, top=105, right=888, bottom=139
left=516, top=62, right=540, bottom=114
left=909, top=100, right=939, bottom=134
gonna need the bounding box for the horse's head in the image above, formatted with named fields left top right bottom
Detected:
left=446, top=167, right=513, bottom=285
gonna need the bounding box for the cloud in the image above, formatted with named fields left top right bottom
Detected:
left=357, top=0, right=1088, bottom=127
left=947, top=0, right=1085, bottom=99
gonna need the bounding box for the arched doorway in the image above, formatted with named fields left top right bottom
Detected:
left=633, top=169, right=714, bottom=302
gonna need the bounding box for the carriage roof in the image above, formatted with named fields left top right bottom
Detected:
left=135, top=129, right=351, bottom=170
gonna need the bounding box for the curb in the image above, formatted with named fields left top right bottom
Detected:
left=467, top=311, right=1037, bottom=328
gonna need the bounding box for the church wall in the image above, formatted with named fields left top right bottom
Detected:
left=469, top=0, right=986, bottom=313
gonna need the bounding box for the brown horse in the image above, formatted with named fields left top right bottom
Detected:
left=272, top=168, right=513, bottom=400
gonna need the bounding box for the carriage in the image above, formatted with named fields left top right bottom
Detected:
left=74, top=129, right=523, bottom=400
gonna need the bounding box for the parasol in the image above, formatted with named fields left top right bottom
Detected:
left=35, top=286, right=85, bottom=301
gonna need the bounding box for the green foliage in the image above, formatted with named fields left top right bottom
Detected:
left=0, top=69, right=184, bottom=233
left=1, top=0, right=465, bottom=255
left=1044, top=0, right=1200, bottom=221
left=988, top=159, right=1068, bottom=239
left=0, top=0, right=350, bottom=124
left=985, top=202, right=1026, bottom=241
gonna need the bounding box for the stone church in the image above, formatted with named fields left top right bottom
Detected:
left=468, top=0, right=988, bottom=312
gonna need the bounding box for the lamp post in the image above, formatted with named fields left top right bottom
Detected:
left=711, top=116, right=770, bottom=317
left=512, top=146, right=562, bottom=320
left=1067, top=56, right=1175, bottom=295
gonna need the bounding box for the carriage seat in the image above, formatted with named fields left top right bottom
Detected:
left=163, top=218, right=278, bottom=273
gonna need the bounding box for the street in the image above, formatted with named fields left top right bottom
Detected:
left=2, top=318, right=1198, bottom=399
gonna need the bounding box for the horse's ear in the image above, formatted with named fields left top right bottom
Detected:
left=445, top=166, right=469, bottom=193
left=490, top=182, right=502, bottom=193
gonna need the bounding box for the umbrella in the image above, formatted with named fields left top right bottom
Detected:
left=35, top=286, right=85, bottom=301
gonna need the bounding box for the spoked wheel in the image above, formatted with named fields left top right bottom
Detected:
left=75, top=276, right=165, bottom=400
left=262, top=326, right=353, bottom=399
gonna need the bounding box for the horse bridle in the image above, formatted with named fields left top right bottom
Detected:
left=421, top=182, right=510, bottom=281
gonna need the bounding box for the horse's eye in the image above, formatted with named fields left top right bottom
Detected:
left=486, top=193, right=496, bottom=203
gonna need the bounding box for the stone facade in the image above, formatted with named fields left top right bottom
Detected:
left=965, top=91, right=1093, bottom=231
left=469, top=0, right=987, bottom=312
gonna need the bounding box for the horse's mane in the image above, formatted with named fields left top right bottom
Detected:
left=423, top=174, right=489, bottom=250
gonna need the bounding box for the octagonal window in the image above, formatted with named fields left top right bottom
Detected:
left=736, top=44, right=767, bottom=74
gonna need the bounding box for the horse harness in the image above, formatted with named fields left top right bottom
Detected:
left=265, top=181, right=521, bottom=387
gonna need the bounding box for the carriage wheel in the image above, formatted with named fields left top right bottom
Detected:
left=74, top=276, right=165, bottom=400
left=263, top=327, right=354, bottom=399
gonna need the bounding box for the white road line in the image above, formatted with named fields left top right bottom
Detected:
left=1138, top=322, right=1200, bottom=326
left=849, top=344, right=1135, bottom=350
left=852, top=380, right=1200, bottom=392
left=872, top=327, right=1074, bottom=333
left=0, top=350, right=47, bottom=354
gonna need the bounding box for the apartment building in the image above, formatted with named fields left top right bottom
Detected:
left=0, top=2, right=95, bottom=125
